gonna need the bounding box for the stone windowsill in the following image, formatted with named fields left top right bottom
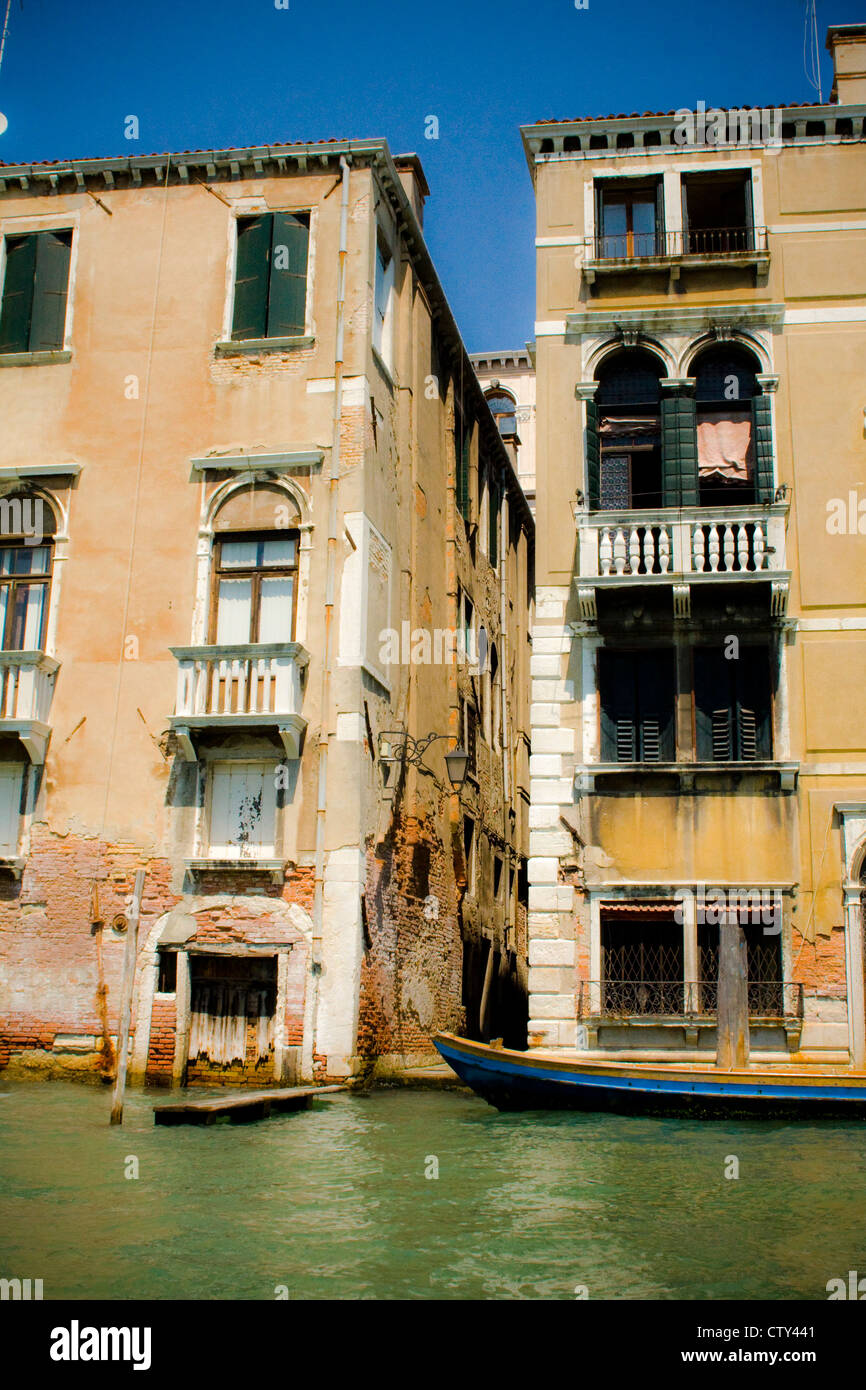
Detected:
left=185, top=856, right=286, bottom=884
left=215, top=336, right=315, bottom=357
left=0, top=349, right=72, bottom=367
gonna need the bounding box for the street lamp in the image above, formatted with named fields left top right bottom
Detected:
left=377, top=731, right=469, bottom=792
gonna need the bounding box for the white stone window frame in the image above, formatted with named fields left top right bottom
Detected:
left=584, top=157, right=766, bottom=253
left=372, top=219, right=397, bottom=375
left=0, top=210, right=80, bottom=358
left=192, top=475, right=313, bottom=649
left=838, top=804, right=866, bottom=1069
left=587, top=884, right=789, bottom=1008
left=220, top=200, right=318, bottom=343
left=336, top=511, right=392, bottom=693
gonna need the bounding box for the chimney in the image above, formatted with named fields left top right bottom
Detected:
left=826, top=23, right=866, bottom=104
left=394, top=154, right=429, bottom=229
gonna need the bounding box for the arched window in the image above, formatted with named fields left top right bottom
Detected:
left=594, top=349, right=664, bottom=509
left=692, top=344, right=762, bottom=506
left=210, top=485, right=300, bottom=645
left=0, top=491, right=56, bottom=651
left=485, top=388, right=517, bottom=440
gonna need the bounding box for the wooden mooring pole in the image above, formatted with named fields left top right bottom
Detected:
left=110, top=867, right=146, bottom=1125
left=716, top=912, right=750, bottom=1070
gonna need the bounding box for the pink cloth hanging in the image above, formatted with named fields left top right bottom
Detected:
left=697, top=413, right=752, bottom=481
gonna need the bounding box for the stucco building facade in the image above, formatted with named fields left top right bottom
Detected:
left=521, top=26, right=866, bottom=1069
left=0, top=137, right=532, bottom=1085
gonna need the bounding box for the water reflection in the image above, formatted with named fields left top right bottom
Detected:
left=1, top=1084, right=865, bottom=1300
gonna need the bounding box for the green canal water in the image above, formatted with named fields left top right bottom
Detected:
left=1, top=1081, right=865, bottom=1301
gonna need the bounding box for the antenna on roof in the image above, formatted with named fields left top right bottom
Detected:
left=0, top=0, right=13, bottom=79
left=804, top=0, right=823, bottom=103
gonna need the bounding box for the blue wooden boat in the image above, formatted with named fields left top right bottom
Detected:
left=433, top=1033, right=866, bottom=1118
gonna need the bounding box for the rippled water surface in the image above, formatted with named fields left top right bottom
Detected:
left=1, top=1082, right=865, bottom=1300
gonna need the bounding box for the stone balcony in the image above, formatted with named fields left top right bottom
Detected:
left=169, top=642, right=309, bottom=761
left=574, top=501, right=790, bottom=620
left=0, top=650, right=59, bottom=764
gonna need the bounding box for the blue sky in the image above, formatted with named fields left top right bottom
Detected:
left=0, top=0, right=860, bottom=349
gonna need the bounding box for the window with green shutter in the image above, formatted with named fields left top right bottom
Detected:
left=693, top=645, right=773, bottom=762
left=0, top=230, right=72, bottom=354
left=599, top=648, right=676, bottom=763
left=231, top=212, right=309, bottom=341
left=455, top=405, right=471, bottom=521
left=488, top=464, right=500, bottom=568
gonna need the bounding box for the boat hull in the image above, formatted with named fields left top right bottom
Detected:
left=433, top=1033, right=866, bottom=1119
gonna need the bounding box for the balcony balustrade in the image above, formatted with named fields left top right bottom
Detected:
left=169, top=641, right=309, bottom=761
left=574, top=502, right=790, bottom=619
left=0, top=650, right=59, bottom=763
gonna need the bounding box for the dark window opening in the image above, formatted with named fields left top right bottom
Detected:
left=493, top=855, right=503, bottom=901
left=595, top=349, right=664, bottom=510
left=602, top=915, right=684, bottom=1014
left=693, top=345, right=761, bottom=507
left=599, top=648, right=676, bottom=763
left=693, top=645, right=773, bottom=762
left=805, top=120, right=825, bottom=137
left=563, top=135, right=581, bottom=152
left=781, top=121, right=796, bottom=140
left=699, top=921, right=783, bottom=1015
left=644, top=130, right=662, bottom=146
left=589, top=133, right=607, bottom=150
left=157, top=950, right=177, bottom=994
left=681, top=171, right=754, bottom=254
left=616, top=132, right=634, bottom=149
left=462, top=815, right=476, bottom=891
left=835, top=118, right=854, bottom=137
left=231, top=212, right=310, bottom=340
left=410, top=842, right=431, bottom=899
left=0, top=229, right=72, bottom=354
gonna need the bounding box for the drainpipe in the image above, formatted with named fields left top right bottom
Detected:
left=307, top=153, right=350, bottom=1079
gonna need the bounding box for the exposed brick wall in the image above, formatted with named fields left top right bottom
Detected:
left=359, top=802, right=464, bottom=1062
left=792, top=923, right=848, bottom=996
left=0, top=832, right=317, bottom=1079
left=145, top=996, right=176, bottom=1085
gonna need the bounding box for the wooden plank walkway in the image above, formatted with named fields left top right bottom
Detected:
left=153, top=1084, right=348, bottom=1126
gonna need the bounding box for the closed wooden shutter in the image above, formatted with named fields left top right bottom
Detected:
left=585, top=398, right=601, bottom=508
left=661, top=394, right=699, bottom=507
left=268, top=212, right=309, bottom=337
left=456, top=409, right=471, bottom=520
left=600, top=650, right=637, bottom=761
left=0, top=235, right=37, bottom=353
left=637, top=651, right=675, bottom=761
left=695, top=646, right=772, bottom=761
left=29, top=230, right=72, bottom=351
left=601, top=650, right=675, bottom=762
left=751, top=395, right=774, bottom=503
left=209, top=762, right=276, bottom=858
left=0, top=763, right=23, bottom=852
left=488, top=466, right=500, bottom=567
left=231, top=216, right=271, bottom=340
